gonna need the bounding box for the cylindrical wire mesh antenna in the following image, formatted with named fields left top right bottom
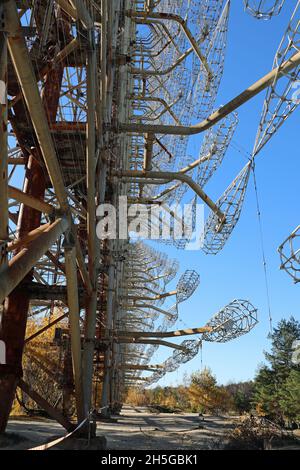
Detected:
left=278, top=225, right=300, bottom=283
left=244, top=0, right=286, bottom=19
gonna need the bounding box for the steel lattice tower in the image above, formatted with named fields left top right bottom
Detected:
left=0, top=0, right=298, bottom=436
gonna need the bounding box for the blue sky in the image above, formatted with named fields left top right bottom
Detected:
left=150, top=1, right=300, bottom=386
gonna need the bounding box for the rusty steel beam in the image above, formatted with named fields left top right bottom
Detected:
left=0, top=152, right=48, bottom=433
left=0, top=217, right=69, bottom=304
left=0, top=2, right=74, bottom=435
left=7, top=223, right=51, bottom=253
left=8, top=185, right=55, bottom=215
left=25, top=313, right=68, bottom=344
left=18, top=379, right=74, bottom=431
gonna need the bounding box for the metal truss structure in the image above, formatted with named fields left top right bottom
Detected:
left=244, top=0, right=286, bottom=19
left=144, top=299, right=258, bottom=386
left=278, top=226, right=300, bottom=283
left=0, top=0, right=299, bottom=437
left=253, top=0, right=300, bottom=156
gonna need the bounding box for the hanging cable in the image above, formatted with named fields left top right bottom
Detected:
left=251, top=160, right=273, bottom=332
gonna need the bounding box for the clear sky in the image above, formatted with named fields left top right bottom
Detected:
left=149, top=0, right=300, bottom=387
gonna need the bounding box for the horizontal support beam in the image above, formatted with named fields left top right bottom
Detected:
left=7, top=223, right=51, bottom=252
left=8, top=157, right=26, bottom=165
left=116, top=326, right=212, bottom=339
left=130, top=46, right=193, bottom=77
left=119, top=364, right=164, bottom=371
left=25, top=282, right=85, bottom=303
left=8, top=186, right=55, bottom=215
left=126, top=290, right=176, bottom=302
left=115, top=169, right=225, bottom=222
left=120, top=50, right=300, bottom=136
left=123, top=303, right=174, bottom=319
left=25, top=313, right=68, bottom=343
left=116, top=338, right=187, bottom=351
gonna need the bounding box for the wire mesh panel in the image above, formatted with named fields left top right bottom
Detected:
left=202, top=299, right=258, bottom=342
left=244, top=0, right=286, bottom=19
left=278, top=226, right=300, bottom=283
left=197, top=112, right=238, bottom=188
left=202, top=162, right=251, bottom=255
left=176, top=270, right=201, bottom=303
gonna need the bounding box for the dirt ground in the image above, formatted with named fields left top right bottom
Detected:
left=1, top=406, right=299, bottom=450
left=99, top=406, right=236, bottom=450
left=0, top=406, right=236, bottom=450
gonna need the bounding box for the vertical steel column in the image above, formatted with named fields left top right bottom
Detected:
left=64, top=238, right=85, bottom=422
left=82, top=25, right=98, bottom=416
left=0, top=13, right=10, bottom=434
left=100, top=247, right=115, bottom=416
left=101, top=0, right=107, bottom=123
left=0, top=152, right=47, bottom=433
left=0, top=20, right=8, bottom=273
left=97, top=0, right=108, bottom=206
left=0, top=1, right=65, bottom=433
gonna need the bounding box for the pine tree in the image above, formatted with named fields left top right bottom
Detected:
left=279, top=370, right=300, bottom=426
left=253, top=317, right=300, bottom=424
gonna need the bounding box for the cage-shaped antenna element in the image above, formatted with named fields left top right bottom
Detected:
left=278, top=225, right=300, bottom=283
left=145, top=339, right=201, bottom=385
left=197, top=112, right=238, bottom=188
left=244, top=0, right=286, bottom=19
left=253, top=1, right=300, bottom=156
left=202, top=162, right=251, bottom=255
left=176, top=269, right=200, bottom=303
left=202, top=299, right=258, bottom=342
